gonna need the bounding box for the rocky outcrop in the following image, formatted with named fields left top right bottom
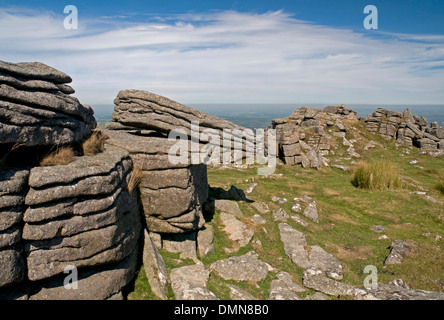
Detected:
left=0, top=61, right=139, bottom=300
left=364, top=108, right=443, bottom=152
left=0, top=60, right=96, bottom=163
left=270, top=105, right=358, bottom=168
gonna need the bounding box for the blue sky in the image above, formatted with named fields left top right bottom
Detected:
left=0, top=0, right=443, bottom=106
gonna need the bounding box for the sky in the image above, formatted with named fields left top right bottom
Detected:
left=0, top=0, right=443, bottom=107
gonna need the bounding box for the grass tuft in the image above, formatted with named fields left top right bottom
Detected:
left=126, top=165, right=144, bottom=193
left=82, top=130, right=108, bottom=156
left=40, top=146, right=74, bottom=167
left=352, top=160, right=404, bottom=191
left=435, top=181, right=444, bottom=195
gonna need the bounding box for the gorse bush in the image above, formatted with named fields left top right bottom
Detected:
left=352, top=160, right=404, bottom=190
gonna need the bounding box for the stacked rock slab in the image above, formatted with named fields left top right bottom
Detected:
left=0, top=168, right=29, bottom=289
left=105, top=129, right=207, bottom=235
left=106, top=90, right=258, bottom=242
left=23, top=145, right=141, bottom=285
left=271, top=105, right=358, bottom=168
left=364, top=108, right=442, bottom=151
left=0, top=61, right=139, bottom=300
left=0, top=60, right=96, bottom=162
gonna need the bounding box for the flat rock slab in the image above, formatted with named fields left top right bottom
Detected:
left=197, top=225, right=215, bottom=258
left=279, top=223, right=343, bottom=280
left=210, top=252, right=270, bottom=281
left=384, top=240, right=410, bottom=266
left=251, top=202, right=270, bottom=214
left=170, top=264, right=218, bottom=300
left=29, top=247, right=138, bottom=300
left=219, top=212, right=254, bottom=251
left=227, top=284, right=258, bottom=300
left=143, top=230, right=168, bottom=300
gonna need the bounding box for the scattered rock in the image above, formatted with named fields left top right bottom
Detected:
left=142, top=230, right=168, bottom=300
left=227, top=284, right=258, bottom=300
left=170, top=264, right=218, bottom=300
left=384, top=240, right=410, bottom=266
left=197, top=225, right=215, bottom=258
left=291, top=215, right=309, bottom=227
left=251, top=202, right=270, bottom=214
left=251, top=214, right=267, bottom=225
left=245, top=183, right=258, bottom=194
left=210, top=252, right=269, bottom=281
left=371, top=225, right=386, bottom=233
left=291, top=202, right=301, bottom=212
left=279, top=223, right=343, bottom=280
left=273, top=208, right=289, bottom=222
left=303, top=201, right=319, bottom=223
left=219, top=212, right=254, bottom=251
left=271, top=196, right=287, bottom=204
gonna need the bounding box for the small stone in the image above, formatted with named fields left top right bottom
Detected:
left=251, top=214, right=267, bottom=225
left=303, top=201, right=319, bottom=223
left=272, top=196, right=287, bottom=204
left=291, top=202, right=301, bottom=212
left=371, top=225, right=386, bottom=233
left=245, top=183, right=257, bottom=194
left=273, top=208, right=289, bottom=222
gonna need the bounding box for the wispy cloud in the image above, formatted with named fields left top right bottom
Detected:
left=1, top=7, right=443, bottom=106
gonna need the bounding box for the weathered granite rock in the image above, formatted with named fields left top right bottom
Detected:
left=227, top=284, right=258, bottom=300
left=384, top=240, right=410, bottom=266
left=251, top=202, right=270, bottom=214
left=170, top=264, right=218, bottom=300
left=273, top=208, right=289, bottom=222
left=23, top=145, right=141, bottom=282
left=279, top=223, right=343, bottom=280
left=206, top=199, right=243, bottom=218
left=197, top=225, right=215, bottom=258
left=143, top=230, right=168, bottom=300
left=161, top=231, right=198, bottom=259
left=303, top=201, right=319, bottom=223
left=219, top=212, right=254, bottom=251
left=210, top=252, right=270, bottom=281
left=269, top=271, right=305, bottom=300
left=303, top=269, right=366, bottom=298
left=105, top=129, right=208, bottom=234
left=29, top=246, right=139, bottom=300
left=0, top=61, right=95, bottom=152
left=108, top=89, right=255, bottom=159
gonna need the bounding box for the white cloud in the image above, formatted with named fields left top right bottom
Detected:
left=1, top=7, right=443, bottom=106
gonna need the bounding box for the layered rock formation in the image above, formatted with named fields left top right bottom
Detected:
left=270, top=105, right=358, bottom=168
left=272, top=104, right=444, bottom=168
left=0, top=61, right=96, bottom=163
left=105, top=89, right=261, bottom=264
left=364, top=107, right=443, bottom=152
left=0, top=61, right=140, bottom=300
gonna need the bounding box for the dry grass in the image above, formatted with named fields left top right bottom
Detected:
left=126, top=165, right=144, bottom=193
left=40, top=146, right=74, bottom=166
left=352, top=160, right=404, bottom=191
left=82, top=130, right=108, bottom=156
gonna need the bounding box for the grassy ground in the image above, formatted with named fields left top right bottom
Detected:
left=127, top=131, right=444, bottom=299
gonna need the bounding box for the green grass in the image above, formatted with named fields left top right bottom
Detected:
left=352, top=159, right=404, bottom=190
left=127, top=128, right=444, bottom=299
